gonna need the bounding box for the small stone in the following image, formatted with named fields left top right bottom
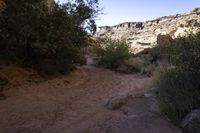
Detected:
left=105, top=94, right=128, bottom=110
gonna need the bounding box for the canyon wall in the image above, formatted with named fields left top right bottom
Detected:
left=96, top=8, right=200, bottom=53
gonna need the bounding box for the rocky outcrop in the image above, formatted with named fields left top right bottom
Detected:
left=157, top=34, right=173, bottom=46
left=96, top=8, right=200, bottom=53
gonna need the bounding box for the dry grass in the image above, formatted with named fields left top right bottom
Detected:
left=0, top=65, right=38, bottom=86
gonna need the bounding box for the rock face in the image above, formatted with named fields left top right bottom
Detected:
left=157, top=34, right=173, bottom=46
left=96, top=8, right=200, bottom=53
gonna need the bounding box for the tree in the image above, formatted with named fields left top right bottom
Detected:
left=0, top=0, right=100, bottom=74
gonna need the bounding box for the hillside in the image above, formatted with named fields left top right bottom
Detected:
left=96, top=8, right=200, bottom=53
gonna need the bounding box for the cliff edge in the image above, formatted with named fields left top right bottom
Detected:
left=96, top=8, right=200, bottom=53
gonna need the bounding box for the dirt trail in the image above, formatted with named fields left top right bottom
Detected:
left=0, top=62, right=182, bottom=133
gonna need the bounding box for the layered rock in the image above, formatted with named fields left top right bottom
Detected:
left=96, top=8, right=200, bottom=53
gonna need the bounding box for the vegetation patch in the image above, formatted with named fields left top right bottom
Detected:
left=94, top=38, right=131, bottom=69
left=155, top=32, right=200, bottom=131
left=0, top=0, right=100, bottom=74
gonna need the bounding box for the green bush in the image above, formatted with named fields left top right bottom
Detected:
left=166, top=33, right=200, bottom=72
left=94, top=38, right=131, bottom=69
left=156, top=32, right=200, bottom=126
left=157, top=69, right=200, bottom=124
left=0, top=0, right=99, bottom=74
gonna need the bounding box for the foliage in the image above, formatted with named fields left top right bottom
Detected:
left=184, top=117, right=200, bottom=133
left=0, top=0, right=99, bottom=74
left=156, top=68, right=200, bottom=124
left=94, top=38, right=131, bottom=69
left=166, top=32, right=200, bottom=72
left=156, top=32, right=200, bottom=126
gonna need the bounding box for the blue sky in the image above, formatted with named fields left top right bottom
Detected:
left=56, top=0, right=200, bottom=27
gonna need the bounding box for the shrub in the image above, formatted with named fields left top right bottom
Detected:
left=156, top=68, right=200, bottom=124
left=156, top=32, right=200, bottom=126
left=166, top=32, right=200, bottom=72
left=0, top=0, right=100, bottom=74
left=94, top=38, right=131, bottom=69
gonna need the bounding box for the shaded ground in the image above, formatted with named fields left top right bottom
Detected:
left=0, top=62, right=182, bottom=133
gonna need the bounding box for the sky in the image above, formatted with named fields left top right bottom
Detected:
left=55, top=0, right=200, bottom=27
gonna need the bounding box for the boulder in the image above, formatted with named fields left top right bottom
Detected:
left=104, top=92, right=145, bottom=110
left=104, top=94, right=128, bottom=110
left=180, top=109, right=200, bottom=133
left=157, top=34, right=173, bottom=46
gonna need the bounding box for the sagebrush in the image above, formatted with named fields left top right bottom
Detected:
left=94, top=38, right=131, bottom=69
left=156, top=32, right=200, bottom=128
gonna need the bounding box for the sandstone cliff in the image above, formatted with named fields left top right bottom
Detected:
left=96, top=8, right=200, bottom=53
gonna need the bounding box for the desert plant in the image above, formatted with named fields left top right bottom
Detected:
left=0, top=0, right=100, bottom=74
left=94, top=38, right=131, bottom=69
left=156, top=32, right=200, bottom=127
left=156, top=68, right=200, bottom=124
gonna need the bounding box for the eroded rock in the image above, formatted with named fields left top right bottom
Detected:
left=96, top=8, right=200, bottom=54
left=157, top=34, right=173, bottom=46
